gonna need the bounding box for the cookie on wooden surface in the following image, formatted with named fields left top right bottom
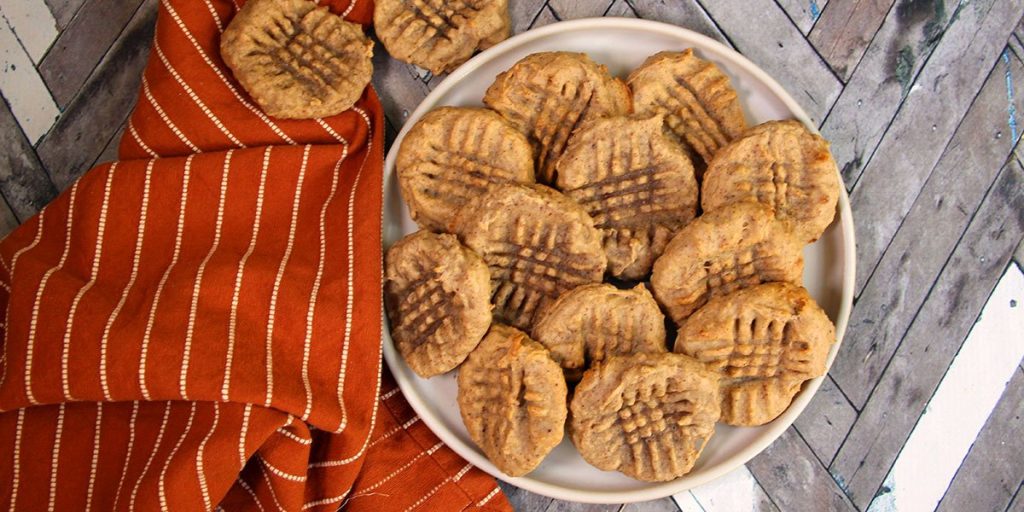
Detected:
left=570, top=352, right=720, bottom=482
left=675, top=283, right=835, bottom=426
left=650, top=202, right=804, bottom=324
left=484, top=52, right=632, bottom=184
left=556, top=114, right=698, bottom=279
left=702, top=120, right=840, bottom=243
left=374, top=0, right=510, bottom=75
left=220, top=0, right=373, bottom=119
left=385, top=231, right=492, bottom=377
left=628, top=49, right=747, bottom=165
left=453, top=183, right=607, bottom=331
left=397, top=107, right=534, bottom=232
left=532, top=283, right=666, bottom=380
left=457, top=324, right=567, bottom=476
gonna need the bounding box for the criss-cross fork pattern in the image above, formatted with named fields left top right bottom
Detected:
left=250, top=7, right=352, bottom=96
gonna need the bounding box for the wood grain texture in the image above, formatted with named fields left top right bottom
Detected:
left=792, top=375, right=856, bottom=465
left=0, top=94, right=57, bottom=221
left=936, top=366, right=1024, bottom=512
left=808, top=0, right=893, bottom=80
left=38, top=0, right=145, bottom=108
left=830, top=160, right=1024, bottom=509
left=605, top=0, right=638, bottom=18
left=627, top=0, right=728, bottom=46
left=35, top=0, right=155, bottom=191
left=94, top=114, right=127, bottom=165
left=774, top=0, right=827, bottom=35
left=548, top=0, right=609, bottom=19
left=1010, top=483, right=1024, bottom=512
left=847, top=0, right=1024, bottom=297
left=820, top=0, right=959, bottom=190
left=42, top=0, right=88, bottom=29
left=696, top=0, right=842, bottom=124
left=0, top=197, right=19, bottom=239
left=621, top=498, right=680, bottom=512
left=370, top=46, right=431, bottom=132
left=832, top=50, right=1024, bottom=408
left=510, top=0, right=551, bottom=35
left=746, top=427, right=855, bottom=512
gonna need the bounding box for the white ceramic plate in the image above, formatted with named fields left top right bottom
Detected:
left=381, top=18, right=856, bottom=504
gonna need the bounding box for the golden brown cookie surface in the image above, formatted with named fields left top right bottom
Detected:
left=457, top=324, right=567, bottom=476
left=629, top=49, right=747, bottom=165
left=556, top=114, right=698, bottom=279
left=220, top=0, right=373, bottom=119
left=397, top=107, right=534, bottom=232
left=374, top=0, right=510, bottom=75
left=570, top=352, right=720, bottom=482
left=532, top=283, right=666, bottom=380
left=484, top=52, right=631, bottom=184
left=385, top=231, right=492, bottom=377
left=650, top=202, right=804, bottom=324
left=702, top=120, right=840, bottom=243
left=454, top=183, right=607, bottom=331
left=675, top=283, right=835, bottom=426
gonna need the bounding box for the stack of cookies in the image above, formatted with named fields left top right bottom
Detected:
left=385, top=49, right=840, bottom=482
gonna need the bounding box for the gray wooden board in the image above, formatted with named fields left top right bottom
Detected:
left=94, top=114, right=127, bottom=166
left=0, top=197, right=19, bottom=239
left=1011, top=483, right=1024, bottom=512
left=832, top=49, right=1024, bottom=408
left=545, top=499, right=621, bottom=512
left=847, top=0, right=1024, bottom=297
left=792, top=374, right=857, bottom=466
left=509, top=0, right=551, bottom=35
left=548, top=0, right=612, bottom=20
left=830, top=160, right=1024, bottom=509
left=694, top=0, right=842, bottom=125
left=819, top=0, right=960, bottom=189
left=43, top=0, right=88, bottom=29
left=1015, top=236, right=1024, bottom=270
left=370, top=45, right=431, bottom=132
left=746, top=427, right=856, bottom=512
left=34, top=0, right=155, bottom=192
left=808, top=0, right=894, bottom=81
left=605, top=0, right=638, bottom=18
left=936, top=366, right=1024, bottom=512
left=620, top=497, right=681, bottom=512
left=626, top=0, right=728, bottom=46
left=38, top=0, right=146, bottom=108
left=0, top=95, right=57, bottom=221
left=774, top=0, right=827, bottom=35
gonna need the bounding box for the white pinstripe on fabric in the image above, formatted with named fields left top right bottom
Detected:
left=222, top=147, right=272, bottom=401
left=139, top=155, right=192, bottom=401
left=129, top=401, right=173, bottom=510
left=350, top=442, right=442, bottom=495
left=45, top=403, right=66, bottom=511
left=128, top=118, right=159, bottom=158
left=196, top=402, right=220, bottom=510
left=7, top=408, right=25, bottom=509
left=61, top=164, right=117, bottom=401
left=0, top=210, right=46, bottom=392
left=258, top=462, right=288, bottom=512
left=239, top=403, right=253, bottom=468
left=201, top=0, right=224, bottom=31
left=84, top=403, right=103, bottom=511
left=142, top=74, right=200, bottom=153
left=402, top=473, right=455, bottom=512
left=99, top=161, right=154, bottom=400
left=259, top=454, right=307, bottom=482
left=264, top=145, right=310, bottom=407
left=25, top=183, right=79, bottom=405
left=158, top=402, right=197, bottom=510
left=181, top=151, right=233, bottom=400
left=452, top=463, right=473, bottom=482
left=237, top=475, right=267, bottom=512
left=477, top=487, right=501, bottom=506
left=112, top=401, right=140, bottom=510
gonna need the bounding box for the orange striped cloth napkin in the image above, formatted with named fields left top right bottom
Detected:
left=0, top=0, right=511, bottom=510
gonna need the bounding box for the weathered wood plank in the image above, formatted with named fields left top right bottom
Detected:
left=622, top=497, right=680, bottom=512
left=820, top=0, right=957, bottom=189
left=510, top=0, right=551, bottom=35
left=1015, top=236, right=1024, bottom=269
left=531, top=5, right=561, bottom=30
left=848, top=0, right=1024, bottom=296
left=627, top=0, right=729, bottom=46
left=548, top=0, right=614, bottom=20
left=370, top=43, right=431, bottom=132
left=43, top=0, right=88, bottom=29
left=546, top=498, right=620, bottom=512
left=0, top=90, right=57, bottom=221
left=35, top=0, right=155, bottom=191
left=1010, top=483, right=1024, bottom=512
left=498, top=481, right=555, bottom=511
left=605, top=0, right=638, bottom=18
left=0, top=16, right=61, bottom=144
left=746, top=427, right=855, bottom=512
left=808, top=0, right=894, bottom=80
left=829, top=160, right=1024, bottom=509
left=93, top=114, right=127, bottom=165
left=793, top=375, right=857, bottom=466
left=774, top=0, right=827, bottom=35
left=675, top=466, right=779, bottom=512
left=936, top=366, right=1024, bottom=512
left=0, top=197, right=20, bottom=239
left=38, top=0, right=146, bottom=108
left=831, top=47, right=1024, bottom=408
left=694, top=0, right=842, bottom=124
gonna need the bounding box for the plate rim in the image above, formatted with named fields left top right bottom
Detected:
left=380, top=16, right=857, bottom=504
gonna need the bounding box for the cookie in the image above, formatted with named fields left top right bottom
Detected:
left=532, top=283, right=666, bottom=380
left=628, top=49, right=747, bottom=165
left=457, top=324, right=567, bottom=476
left=702, top=120, right=840, bottom=243
left=374, top=0, right=510, bottom=75
left=570, top=352, right=720, bottom=482
left=220, top=0, right=374, bottom=119
left=454, top=183, right=607, bottom=331
left=384, top=231, right=492, bottom=378
left=675, top=283, right=835, bottom=426
left=484, top=52, right=632, bottom=184
left=556, top=114, right=699, bottom=279
left=650, top=202, right=803, bottom=324
left=396, top=107, right=534, bottom=232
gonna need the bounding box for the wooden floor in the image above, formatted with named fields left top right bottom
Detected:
left=1, top=0, right=1022, bottom=510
